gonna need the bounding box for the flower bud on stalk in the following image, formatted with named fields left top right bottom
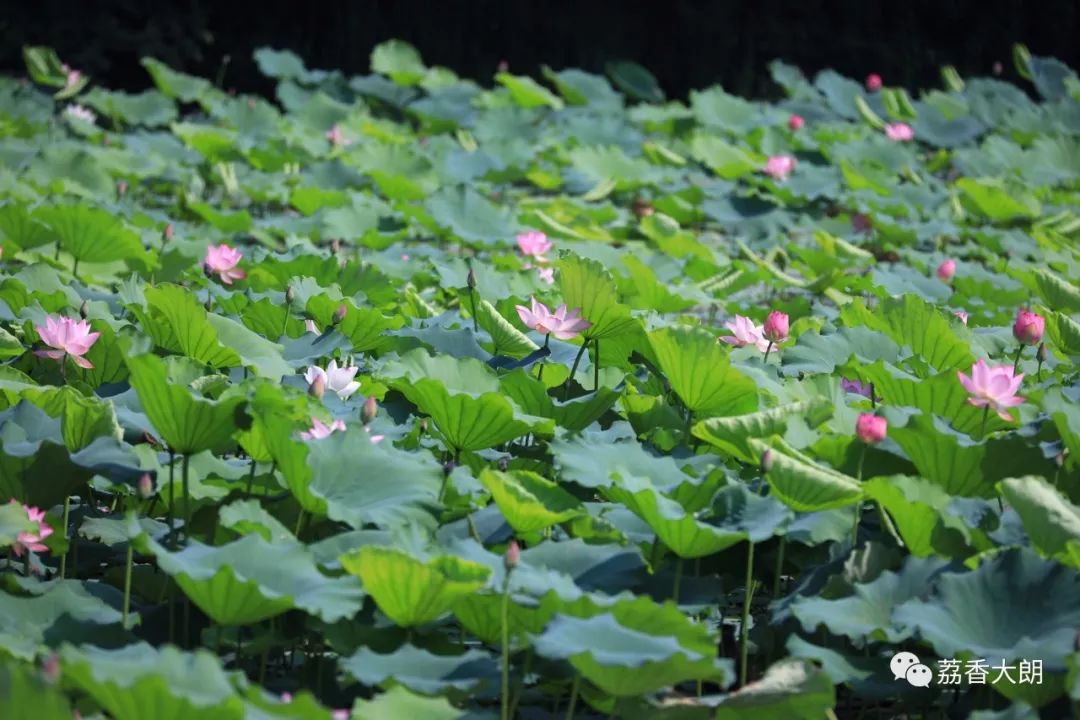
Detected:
left=505, top=540, right=520, bottom=570
left=308, top=374, right=326, bottom=400
left=332, top=304, right=348, bottom=326
left=138, top=473, right=155, bottom=499
left=361, top=396, right=378, bottom=425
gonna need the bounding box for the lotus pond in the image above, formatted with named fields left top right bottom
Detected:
left=0, top=40, right=1079, bottom=719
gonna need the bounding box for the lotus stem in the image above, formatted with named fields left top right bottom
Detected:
left=294, top=509, right=306, bottom=539
left=245, top=460, right=257, bottom=497
left=167, top=451, right=176, bottom=548
left=772, top=536, right=786, bottom=599
left=564, top=675, right=580, bottom=720
left=537, top=334, right=551, bottom=382
left=593, top=338, right=600, bottom=392
left=501, top=566, right=512, bottom=720
left=672, top=557, right=684, bottom=604
left=72, top=258, right=79, bottom=280
left=59, top=496, right=70, bottom=579
left=122, top=543, right=133, bottom=628
left=878, top=503, right=905, bottom=547
left=508, top=650, right=533, bottom=720
left=763, top=340, right=774, bottom=364
left=739, top=541, right=755, bottom=687
left=979, top=405, right=989, bottom=441
left=563, top=341, right=589, bottom=401
left=1012, top=344, right=1024, bottom=374
left=181, top=454, right=191, bottom=543
left=468, top=287, right=479, bottom=333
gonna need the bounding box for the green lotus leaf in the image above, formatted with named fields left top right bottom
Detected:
left=371, top=40, right=427, bottom=85
left=478, top=467, right=584, bottom=533
left=956, top=177, right=1041, bottom=222
left=568, top=145, right=657, bottom=190
left=339, top=643, right=497, bottom=694
left=305, top=296, right=402, bottom=353
left=893, top=548, right=1080, bottom=670
left=0, top=659, right=73, bottom=720
left=780, top=326, right=901, bottom=377
left=140, top=533, right=364, bottom=624
left=499, top=368, right=619, bottom=432
left=690, top=134, right=760, bottom=179
left=708, top=659, right=837, bottom=720
left=339, top=545, right=491, bottom=628
left=426, top=186, right=517, bottom=245
left=0, top=579, right=125, bottom=660
left=650, top=325, right=758, bottom=418
left=557, top=252, right=640, bottom=341
left=141, top=57, right=214, bottom=102
left=999, top=476, right=1080, bottom=569
left=531, top=609, right=730, bottom=696
left=864, top=475, right=992, bottom=558
left=475, top=299, right=539, bottom=358
left=217, top=499, right=295, bottom=544
left=59, top=643, right=246, bottom=720
left=840, top=295, right=975, bottom=374
left=80, top=514, right=166, bottom=546
left=497, top=72, right=564, bottom=110
left=552, top=434, right=698, bottom=494
left=606, top=60, right=664, bottom=103
left=0, top=501, right=35, bottom=546
left=0, top=202, right=52, bottom=251
left=35, top=204, right=147, bottom=264
left=1033, top=268, right=1080, bottom=313
left=253, top=47, right=309, bottom=81
left=132, top=284, right=240, bottom=368
left=1044, top=388, right=1080, bottom=473
left=351, top=685, right=466, bottom=720
left=749, top=438, right=862, bottom=512
left=126, top=353, right=245, bottom=455
left=1045, top=311, right=1080, bottom=357
left=82, top=88, right=177, bottom=127
left=693, top=398, right=831, bottom=463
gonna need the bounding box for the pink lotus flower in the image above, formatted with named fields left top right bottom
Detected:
left=325, top=124, right=348, bottom=147
left=10, top=502, right=53, bottom=557
left=1012, top=309, right=1045, bottom=346
left=515, top=297, right=591, bottom=340
left=304, top=360, right=360, bottom=401
left=763, top=311, right=789, bottom=343
left=936, top=258, right=956, bottom=282
left=954, top=310, right=969, bottom=325
left=203, top=244, right=246, bottom=285
left=537, top=267, right=555, bottom=284
left=788, top=115, right=805, bottom=131
left=63, top=104, right=96, bottom=124
left=884, top=123, right=914, bottom=142
left=516, top=231, right=552, bottom=259
left=852, top=213, right=873, bottom=234
left=34, top=315, right=100, bottom=369
left=720, top=315, right=771, bottom=353
left=957, top=359, right=1025, bottom=421
left=763, top=155, right=796, bottom=181
left=855, top=413, right=887, bottom=444
left=304, top=319, right=320, bottom=334
left=866, top=73, right=883, bottom=92
left=300, top=417, right=347, bottom=441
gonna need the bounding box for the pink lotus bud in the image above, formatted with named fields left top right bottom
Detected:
left=467, top=266, right=477, bottom=290
left=760, top=449, right=773, bottom=473
left=1012, top=309, right=1045, bottom=346
left=763, top=311, right=789, bottom=343
left=79, top=300, right=89, bottom=319
left=497, top=60, right=509, bottom=74
left=505, top=539, right=520, bottom=569
left=281, top=692, right=293, bottom=703
left=936, top=258, right=956, bottom=282
left=332, top=304, right=348, bottom=325
left=308, top=374, right=326, bottom=399
left=41, top=654, right=60, bottom=684
left=993, top=61, right=1003, bottom=76
left=788, top=114, right=805, bottom=131
left=855, top=413, right=887, bottom=445
left=163, top=223, right=174, bottom=242
left=865, top=73, right=883, bottom=92
left=285, top=286, right=295, bottom=304
left=117, top=181, right=128, bottom=196
left=852, top=214, right=873, bottom=234
left=361, top=396, right=377, bottom=425
left=1037, top=343, right=1047, bottom=363
left=953, top=310, right=969, bottom=325
left=138, top=473, right=154, bottom=499
left=330, top=238, right=342, bottom=254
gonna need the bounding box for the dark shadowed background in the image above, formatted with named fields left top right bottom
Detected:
left=1, top=0, right=1078, bottom=98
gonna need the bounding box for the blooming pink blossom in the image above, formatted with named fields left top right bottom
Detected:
left=537, top=267, right=555, bottom=284
left=957, top=359, right=1025, bottom=422
left=10, top=502, right=53, bottom=557
left=884, top=123, right=914, bottom=142
left=855, top=413, right=887, bottom=444
left=325, top=124, right=347, bottom=147
left=936, top=258, right=956, bottom=282
left=788, top=115, right=805, bottom=131
left=515, top=297, right=591, bottom=340
left=954, top=310, right=969, bottom=325
left=763, top=155, right=796, bottom=181
left=304, top=360, right=360, bottom=401
left=866, top=73, right=883, bottom=92
left=300, top=417, right=347, bottom=441
left=1012, top=309, right=1045, bottom=346
left=516, top=231, right=552, bottom=259
left=763, top=311, right=789, bottom=344
left=720, top=315, right=771, bottom=353
left=203, top=244, right=246, bottom=285
left=34, top=315, right=100, bottom=369
left=63, top=66, right=82, bottom=91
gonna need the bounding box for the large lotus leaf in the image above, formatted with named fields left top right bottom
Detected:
left=59, top=643, right=246, bottom=720
left=531, top=611, right=731, bottom=696
left=350, top=686, right=466, bottom=720
left=339, top=545, right=491, bottom=627
left=339, top=644, right=498, bottom=694
left=217, top=499, right=295, bottom=544
left=856, top=360, right=1009, bottom=437
left=863, top=475, right=992, bottom=559
left=791, top=556, right=949, bottom=644
left=956, top=178, right=1041, bottom=223
left=693, top=398, right=831, bottom=463
left=35, top=204, right=147, bottom=264
left=478, top=467, right=584, bottom=533
left=133, top=284, right=240, bottom=369
left=606, top=60, right=664, bottom=102
left=141, top=57, right=214, bottom=102
left=650, top=325, right=758, bottom=418
left=497, top=72, right=564, bottom=110
left=886, top=411, right=1047, bottom=497
left=305, top=296, right=402, bottom=353
left=999, top=476, right=1080, bottom=569
left=1033, top=268, right=1080, bottom=313
left=475, top=299, right=538, bottom=358
left=141, top=533, right=364, bottom=624
left=126, top=353, right=245, bottom=455
left=1044, top=388, right=1080, bottom=473
left=840, top=295, right=974, bottom=374
left=749, top=438, right=862, bottom=512
left=371, top=39, right=427, bottom=85
left=0, top=659, right=72, bottom=720
left=551, top=435, right=699, bottom=495
left=0, top=579, right=125, bottom=660
left=690, top=134, right=760, bottom=179
left=604, top=475, right=746, bottom=559
left=557, top=252, right=640, bottom=341
left=893, top=549, right=1080, bottom=670
left=0, top=500, right=35, bottom=546
left=425, top=186, right=517, bottom=245
left=568, top=145, right=656, bottom=190
left=705, top=659, right=837, bottom=720
left=82, top=88, right=177, bottom=127
left=780, top=326, right=901, bottom=377
left=273, top=423, right=443, bottom=529
left=499, top=368, right=619, bottom=432
left=0, top=202, right=52, bottom=251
